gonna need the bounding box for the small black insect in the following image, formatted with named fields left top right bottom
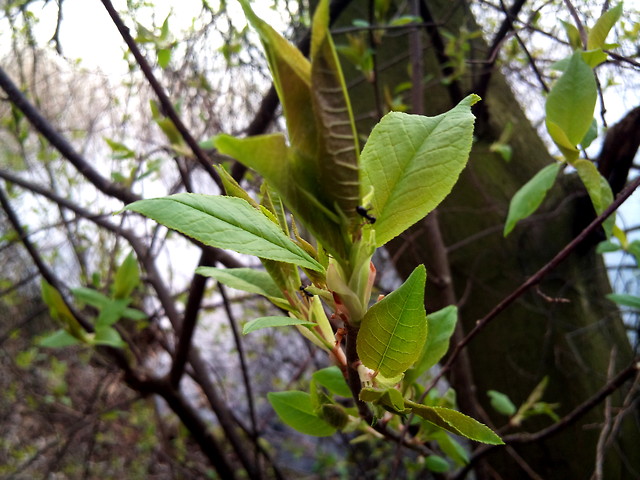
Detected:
left=299, top=285, right=314, bottom=298
left=356, top=205, right=376, bottom=224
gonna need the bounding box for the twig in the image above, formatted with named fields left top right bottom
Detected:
left=0, top=66, right=139, bottom=205
left=563, top=0, right=587, bottom=48
left=591, top=348, right=617, bottom=480
left=99, top=0, right=223, bottom=189
left=423, top=175, right=640, bottom=397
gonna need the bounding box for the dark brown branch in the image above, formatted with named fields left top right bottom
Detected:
left=0, top=66, right=139, bottom=205
left=424, top=174, right=640, bottom=396
left=169, top=250, right=216, bottom=389
left=475, top=0, right=528, bottom=101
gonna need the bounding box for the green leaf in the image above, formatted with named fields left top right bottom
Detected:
left=574, top=159, right=614, bottom=237
left=267, top=391, right=336, bottom=436
left=581, top=119, right=598, bottom=148
left=361, top=95, right=480, bottom=247
left=357, top=265, right=428, bottom=377
left=606, top=293, right=640, bottom=310
left=39, top=329, right=82, bottom=348
left=504, top=163, right=562, bottom=236
left=41, top=280, right=84, bottom=338
left=405, top=306, right=457, bottom=385
left=431, top=430, right=469, bottom=466
left=113, top=251, right=140, bottom=299
left=93, top=326, right=126, bottom=348
left=195, top=267, right=284, bottom=299
left=312, top=366, right=352, bottom=397
left=125, top=194, right=324, bottom=272
left=359, top=387, right=412, bottom=414
left=561, top=20, right=582, bottom=50
left=425, top=455, right=450, bottom=473
left=242, top=316, right=316, bottom=334
left=214, top=134, right=350, bottom=261
left=596, top=240, right=621, bottom=253
left=545, top=51, right=597, bottom=159
left=407, top=403, right=504, bottom=445
left=96, top=299, right=130, bottom=327
left=587, top=3, right=623, bottom=50
left=310, top=0, right=360, bottom=225
left=627, top=240, right=640, bottom=264
left=72, top=287, right=110, bottom=309
left=487, top=390, right=517, bottom=416
left=157, top=48, right=171, bottom=68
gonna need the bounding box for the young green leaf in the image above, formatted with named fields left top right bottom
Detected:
left=357, top=265, right=428, bottom=378
left=587, top=3, right=623, bottom=50
left=312, top=366, right=352, bottom=398
left=545, top=51, right=597, bottom=161
left=487, top=390, right=517, bottom=416
left=96, top=299, right=130, bottom=327
left=242, top=316, right=316, bottom=335
left=125, top=194, right=324, bottom=272
left=359, top=387, right=412, bottom=414
left=267, top=391, right=336, bottom=436
left=574, top=159, right=614, bottom=236
left=361, top=95, right=480, bottom=247
left=606, top=293, right=640, bottom=309
left=405, top=305, right=457, bottom=384
left=39, top=329, right=82, bottom=348
left=504, top=163, right=562, bottom=236
left=195, top=267, right=283, bottom=299
left=93, top=326, right=126, bottom=348
left=406, top=402, right=504, bottom=445
left=425, top=455, right=450, bottom=473
left=113, top=251, right=140, bottom=299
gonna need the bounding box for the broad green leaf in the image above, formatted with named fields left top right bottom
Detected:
left=267, top=391, right=336, bottom=436
left=39, top=329, right=82, bottom=348
left=242, top=316, right=316, bottom=334
left=312, top=366, right=352, bottom=397
left=407, top=402, right=504, bottom=445
left=357, top=265, right=428, bottom=377
left=214, top=134, right=350, bottom=260
left=195, top=267, right=283, bottom=299
left=574, top=159, right=614, bottom=237
left=361, top=95, right=480, bottom=247
left=627, top=240, right=640, bottom=264
left=113, top=251, right=140, bottom=299
left=405, top=306, right=457, bottom=385
left=157, top=48, right=171, bottom=68
left=310, top=0, right=360, bottom=225
left=587, top=3, right=623, bottom=50
left=606, top=293, right=640, bottom=309
left=545, top=52, right=597, bottom=158
left=93, top=326, right=126, bottom=348
left=487, top=390, right=517, bottom=416
left=125, top=194, right=324, bottom=272
left=504, top=163, right=562, bottom=236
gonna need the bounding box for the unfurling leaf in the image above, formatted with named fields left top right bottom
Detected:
left=242, top=316, right=316, bottom=335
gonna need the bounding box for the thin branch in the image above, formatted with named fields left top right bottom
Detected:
left=169, top=250, right=216, bottom=389
left=99, top=0, right=223, bottom=189
left=563, top=0, right=588, bottom=48
left=424, top=174, right=640, bottom=397
left=0, top=66, right=139, bottom=205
